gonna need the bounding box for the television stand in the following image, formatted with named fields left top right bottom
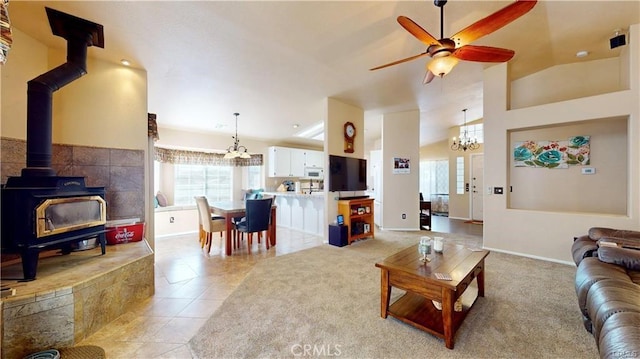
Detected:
left=338, top=195, right=369, bottom=200
left=337, top=198, right=374, bottom=244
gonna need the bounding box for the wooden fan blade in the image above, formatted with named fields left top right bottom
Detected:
left=451, top=0, right=537, bottom=47
left=452, top=45, right=515, bottom=62
left=397, top=16, right=441, bottom=47
left=423, top=70, right=436, bottom=84
left=370, top=51, right=429, bottom=71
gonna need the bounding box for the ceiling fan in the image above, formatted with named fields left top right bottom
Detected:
left=370, top=0, right=537, bottom=84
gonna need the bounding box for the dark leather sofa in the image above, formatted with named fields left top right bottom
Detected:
left=572, top=227, right=640, bottom=358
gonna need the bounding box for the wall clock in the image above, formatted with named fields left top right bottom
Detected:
left=344, top=122, right=356, bottom=153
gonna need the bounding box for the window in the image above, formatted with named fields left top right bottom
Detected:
left=456, top=157, right=464, bottom=194
left=419, top=160, right=449, bottom=200
left=245, top=165, right=263, bottom=190
left=459, top=123, right=484, bottom=143
left=174, top=164, right=233, bottom=205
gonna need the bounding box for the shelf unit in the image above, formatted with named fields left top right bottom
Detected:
left=337, top=198, right=374, bottom=245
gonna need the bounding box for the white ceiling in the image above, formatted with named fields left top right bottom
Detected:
left=7, top=1, right=640, bottom=148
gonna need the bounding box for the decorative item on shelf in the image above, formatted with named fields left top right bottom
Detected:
left=344, top=122, right=356, bottom=153
left=224, top=113, right=251, bottom=159
left=451, top=109, right=479, bottom=152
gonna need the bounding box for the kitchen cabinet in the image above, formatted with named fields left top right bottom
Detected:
left=266, top=192, right=324, bottom=236
left=268, top=146, right=323, bottom=177
left=305, top=150, right=323, bottom=168
left=268, top=146, right=305, bottom=177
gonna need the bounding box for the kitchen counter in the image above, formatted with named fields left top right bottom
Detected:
left=263, top=192, right=325, bottom=236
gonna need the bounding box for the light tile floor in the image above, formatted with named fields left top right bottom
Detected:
left=79, top=216, right=481, bottom=358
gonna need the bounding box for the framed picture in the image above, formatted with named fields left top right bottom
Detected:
left=337, top=214, right=344, bottom=225
left=393, top=157, right=410, bottom=174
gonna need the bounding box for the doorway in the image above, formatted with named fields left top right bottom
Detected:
left=471, top=154, right=484, bottom=221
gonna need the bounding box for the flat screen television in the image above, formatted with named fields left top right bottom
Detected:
left=328, top=155, right=367, bottom=192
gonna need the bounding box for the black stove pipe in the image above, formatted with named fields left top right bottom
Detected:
left=22, top=7, right=104, bottom=177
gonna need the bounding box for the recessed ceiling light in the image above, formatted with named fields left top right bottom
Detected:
left=120, top=59, right=131, bottom=66
left=293, top=124, right=300, bottom=129
left=576, top=50, right=589, bottom=58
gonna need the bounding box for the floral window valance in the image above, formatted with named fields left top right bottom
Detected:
left=154, top=147, right=263, bottom=167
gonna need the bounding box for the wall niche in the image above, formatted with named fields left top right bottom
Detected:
left=507, top=116, right=628, bottom=215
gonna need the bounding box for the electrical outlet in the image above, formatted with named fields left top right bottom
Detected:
left=402, top=213, right=406, bottom=219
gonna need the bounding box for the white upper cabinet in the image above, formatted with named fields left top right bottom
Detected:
left=290, top=149, right=306, bottom=177
left=304, top=150, right=323, bottom=168
left=268, top=147, right=323, bottom=177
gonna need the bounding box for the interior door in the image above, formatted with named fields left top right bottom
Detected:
left=471, top=154, right=484, bottom=221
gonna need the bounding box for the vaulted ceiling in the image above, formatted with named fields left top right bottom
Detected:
left=7, top=1, right=640, bottom=147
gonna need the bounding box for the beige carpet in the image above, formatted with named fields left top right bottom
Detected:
left=188, top=230, right=597, bottom=358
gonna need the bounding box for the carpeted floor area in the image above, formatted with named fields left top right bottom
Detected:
left=188, top=230, right=597, bottom=358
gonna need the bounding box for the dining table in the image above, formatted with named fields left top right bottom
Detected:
left=209, top=200, right=277, bottom=256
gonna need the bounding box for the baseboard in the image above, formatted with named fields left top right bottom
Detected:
left=156, top=230, right=198, bottom=239
left=482, top=246, right=574, bottom=266
left=380, top=227, right=421, bottom=231
left=448, top=216, right=470, bottom=221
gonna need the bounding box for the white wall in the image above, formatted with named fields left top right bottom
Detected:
left=1, top=28, right=48, bottom=139
left=380, top=110, right=420, bottom=230
left=482, top=24, right=640, bottom=264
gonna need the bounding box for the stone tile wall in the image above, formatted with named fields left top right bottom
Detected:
left=0, top=137, right=145, bottom=221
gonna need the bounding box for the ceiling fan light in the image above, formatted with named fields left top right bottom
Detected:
left=427, top=56, right=459, bottom=77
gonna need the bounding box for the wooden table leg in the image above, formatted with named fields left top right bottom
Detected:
left=269, top=207, right=277, bottom=246
left=380, top=269, right=391, bottom=318
left=477, top=262, right=485, bottom=297
left=225, top=215, right=233, bottom=256
left=442, top=289, right=455, bottom=349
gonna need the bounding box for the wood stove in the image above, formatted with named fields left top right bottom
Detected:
left=0, top=7, right=106, bottom=281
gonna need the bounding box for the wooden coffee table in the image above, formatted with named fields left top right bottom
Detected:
left=375, top=242, right=489, bottom=349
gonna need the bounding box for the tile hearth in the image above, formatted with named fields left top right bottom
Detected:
left=1, top=241, right=153, bottom=359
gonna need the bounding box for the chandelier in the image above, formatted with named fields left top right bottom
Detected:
left=451, top=109, right=479, bottom=152
left=223, top=112, right=251, bottom=159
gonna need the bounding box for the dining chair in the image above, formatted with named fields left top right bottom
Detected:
left=234, top=197, right=273, bottom=253
left=194, top=196, right=226, bottom=253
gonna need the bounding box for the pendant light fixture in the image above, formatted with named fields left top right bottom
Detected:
left=451, top=109, right=479, bottom=152
left=224, top=112, right=251, bottom=159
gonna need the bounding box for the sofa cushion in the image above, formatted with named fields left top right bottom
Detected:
left=586, top=279, right=640, bottom=339
left=598, top=312, right=640, bottom=359
left=575, top=258, right=630, bottom=316
left=589, top=227, right=640, bottom=241
left=598, top=246, right=640, bottom=271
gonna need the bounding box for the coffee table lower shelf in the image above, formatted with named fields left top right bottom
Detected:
left=387, top=291, right=475, bottom=344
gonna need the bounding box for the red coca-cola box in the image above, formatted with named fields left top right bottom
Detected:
left=106, top=221, right=145, bottom=245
